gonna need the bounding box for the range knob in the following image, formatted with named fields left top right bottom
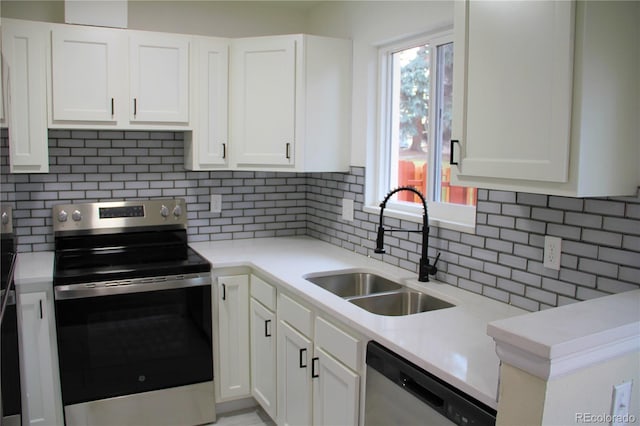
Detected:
left=172, top=205, right=182, bottom=218
left=160, top=205, right=169, bottom=218
left=72, top=210, right=82, bottom=222
left=58, top=210, right=69, bottom=222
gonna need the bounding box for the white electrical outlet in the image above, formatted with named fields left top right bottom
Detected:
left=342, top=198, right=354, bottom=222
left=543, top=236, right=562, bottom=270
left=210, top=194, right=222, bottom=213
left=612, top=381, right=633, bottom=426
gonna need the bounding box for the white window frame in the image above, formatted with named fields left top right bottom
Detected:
left=365, top=29, right=476, bottom=233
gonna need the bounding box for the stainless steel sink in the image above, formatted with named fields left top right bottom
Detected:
left=305, top=272, right=402, bottom=298
left=305, top=271, right=454, bottom=316
left=348, top=291, right=454, bottom=316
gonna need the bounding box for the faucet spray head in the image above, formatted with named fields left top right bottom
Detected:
left=374, top=226, right=386, bottom=254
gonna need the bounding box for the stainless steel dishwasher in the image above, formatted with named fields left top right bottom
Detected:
left=364, top=341, right=496, bottom=426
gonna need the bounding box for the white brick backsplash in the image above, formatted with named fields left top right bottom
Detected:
left=2, top=128, right=639, bottom=311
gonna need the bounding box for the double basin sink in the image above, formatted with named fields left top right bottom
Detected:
left=304, top=271, right=454, bottom=316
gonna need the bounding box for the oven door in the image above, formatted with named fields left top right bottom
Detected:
left=54, top=281, right=214, bottom=426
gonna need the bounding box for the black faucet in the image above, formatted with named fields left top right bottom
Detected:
left=374, top=186, right=440, bottom=282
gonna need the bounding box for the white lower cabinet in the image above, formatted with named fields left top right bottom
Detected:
left=276, top=293, right=361, bottom=426
left=216, top=274, right=250, bottom=401
left=17, top=290, right=64, bottom=426
left=312, top=347, right=359, bottom=426
left=250, top=297, right=277, bottom=418
left=278, top=320, right=313, bottom=426
left=214, top=272, right=362, bottom=426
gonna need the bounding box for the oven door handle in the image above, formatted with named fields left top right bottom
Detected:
left=54, top=274, right=211, bottom=301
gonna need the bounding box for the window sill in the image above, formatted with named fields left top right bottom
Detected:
left=363, top=204, right=476, bottom=234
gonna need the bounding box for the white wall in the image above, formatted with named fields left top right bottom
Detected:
left=127, top=1, right=310, bottom=37
left=1, top=0, right=310, bottom=36
left=306, top=1, right=454, bottom=168
left=497, top=352, right=640, bottom=426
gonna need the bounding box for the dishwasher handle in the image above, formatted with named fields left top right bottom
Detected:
left=400, top=374, right=445, bottom=410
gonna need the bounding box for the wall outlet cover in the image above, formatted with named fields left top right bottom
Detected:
left=543, top=236, right=562, bottom=270
left=612, top=380, right=633, bottom=426
left=211, top=194, right=222, bottom=213
left=342, top=198, right=354, bottom=222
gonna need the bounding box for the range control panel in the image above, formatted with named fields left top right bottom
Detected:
left=53, top=199, right=187, bottom=234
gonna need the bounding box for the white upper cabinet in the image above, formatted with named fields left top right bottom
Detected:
left=2, top=19, right=49, bottom=173
left=49, top=24, right=190, bottom=128
left=452, top=0, right=639, bottom=197
left=184, top=36, right=229, bottom=170
left=231, top=36, right=296, bottom=167
left=1, top=30, right=5, bottom=127
left=230, top=34, right=351, bottom=172
left=453, top=1, right=573, bottom=183
left=129, top=32, right=190, bottom=123
left=51, top=25, right=124, bottom=123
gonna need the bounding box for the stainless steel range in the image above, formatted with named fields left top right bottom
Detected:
left=52, top=199, right=214, bottom=426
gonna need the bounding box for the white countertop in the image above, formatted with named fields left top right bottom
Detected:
left=190, top=236, right=526, bottom=408
left=14, top=251, right=54, bottom=289
left=16, top=236, right=638, bottom=412
left=13, top=236, right=525, bottom=409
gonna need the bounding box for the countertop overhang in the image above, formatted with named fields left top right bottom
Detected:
left=487, top=289, right=640, bottom=381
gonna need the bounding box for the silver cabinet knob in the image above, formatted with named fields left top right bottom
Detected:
left=58, top=210, right=69, bottom=222
left=160, top=205, right=169, bottom=218
left=172, top=205, right=182, bottom=217
left=72, top=210, right=82, bottom=221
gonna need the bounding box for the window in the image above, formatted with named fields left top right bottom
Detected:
left=375, top=31, right=476, bottom=230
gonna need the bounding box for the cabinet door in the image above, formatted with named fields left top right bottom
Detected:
left=452, top=0, right=574, bottom=182
left=18, top=292, right=64, bottom=426
left=51, top=25, right=123, bottom=122
left=231, top=36, right=296, bottom=166
left=277, top=320, right=312, bottom=426
left=186, top=37, right=229, bottom=169
left=129, top=32, right=189, bottom=123
left=217, top=275, right=250, bottom=400
left=1, top=34, right=5, bottom=126
left=250, top=298, right=277, bottom=419
left=312, top=347, right=359, bottom=426
left=2, top=20, right=49, bottom=173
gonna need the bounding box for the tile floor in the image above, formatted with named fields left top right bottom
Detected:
left=206, top=408, right=275, bottom=426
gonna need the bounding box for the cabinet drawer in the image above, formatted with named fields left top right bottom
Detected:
left=278, top=293, right=312, bottom=337
left=251, top=275, right=276, bottom=311
left=315, top=317, right=360, bottom=371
